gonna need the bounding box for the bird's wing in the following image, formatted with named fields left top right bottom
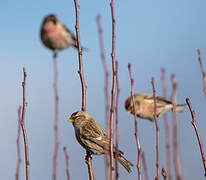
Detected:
left=60, top=23, right=77, bottom=47
left=80, top=118, right=106, bottom=140
left=156, top=96, right=172, bottom=104
left=80, top=120, right=124, bottom=154
left=80, top=119, right=111, bottom=149
left=62, top=24, right=77, bottom=42
left=143, top=95, right=172, bottom=107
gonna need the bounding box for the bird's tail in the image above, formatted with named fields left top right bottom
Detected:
left=115, top=153, right=133, bottom=173
left=173, top=104, right=187, bottom=112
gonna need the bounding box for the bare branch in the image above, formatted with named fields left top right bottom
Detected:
left=52, top=52, right=60, bottom=180
left=109, top=0, right=117, bottom=179
left=186, top=98, right=206, bottom=177
left=16, top=106, right=22, bottom=180
left=85, top=151, right=95, bottom=180
left=161, top=68, right=172, bottom=180
left=97, top=14, right=110, bottom=180
left=115, top=61, right=120, bottom=180
left=151, top=77, right=160, bottom=180
left=171, top=74, right=182, bottom=180
left=20, top=67, right=30, bottom=180
left=73, top=0, right=87, bottom=111
left=141, top=152, right=149, bottom=180
left=73, top=1, right=93, bottom=179
left=197, top=49, right=206, bottom=97
left=128, top=63, right=142, bottom=180
left=63, top=147, right=71, bottom=180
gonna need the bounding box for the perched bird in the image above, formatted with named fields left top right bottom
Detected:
left=40, top=14, right=78, bottom=51
left=125, top=94, right=186, bottom=121
left=68, top=111, right=133, bottom=173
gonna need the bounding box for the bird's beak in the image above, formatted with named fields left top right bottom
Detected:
left=127, top=110, right=132, bottom=114
left=68, top=119, right=74, bottom=123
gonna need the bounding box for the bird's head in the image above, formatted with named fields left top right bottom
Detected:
left=125, top=98, right=134, bottom=114
left=125, top=95, right=141, bottom=115
left=68, top=111, right=91, bottom=127
left=43, top=14, right=58, bottom=25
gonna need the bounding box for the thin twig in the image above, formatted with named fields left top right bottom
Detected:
left=16, top=106, right=22, bottom=180
left=186, top=98, right=206, bottom=177
left=20, top=67, right=30, bottom=180
left=97, top=14, right=110, bottom=180
left=115, top=61, right=120, bottom=180
left=161, top=68, right=172, bottom=180
left=197, top=49, right=206, bottom=97
left=141, top=152, right=149, bottom=180
left=73, top=0, right=87, bottom=111
left=151, top=77, right=160, bottom=180
left=171, top=74, right=182, bottom=180
left=73, top=1, right=93, bottom=179
left=128, top=63, right=142, bottom=180
left=109, top=0, right=117, bottom=179
left=85, top=151, right=95, bottom=180
left=161, top=168, right=168, bottom=180
left=63, top=147, right=71, bottom=180
left=52, top=52, right=60, bottom=180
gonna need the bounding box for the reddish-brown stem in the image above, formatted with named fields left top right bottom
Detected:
left=97, top=14, right=110, bottom=180
left=73, top=1, right=93, bottom=179
left=85, top=151, right=95, bottom=180
left=73, top=0, right=87, bottom=111
left=141, top=152, right=149, bottom=180
left=20, top=68, right=30, bottom=180
left=63, top=147, right=71, bottom=180
left=109, top=0, right=116, bottom=179
left=197, top=49, right=206, bottom=97
left=115, top=61, right=120, bottom=180
left=186, top=98, right=206, bottom=177
left=52, top=52, right=60, bottom=180
left=161, top=168, right=168, bottom=180
left=16, top=106, right=22, bottom=180
left=151, top=77, right=160, bottom=180
left=171, top=74, right=182, bottom=180
left=128, top=63, right=142, bottom=180
left=161, top=68, right=172, bottom=180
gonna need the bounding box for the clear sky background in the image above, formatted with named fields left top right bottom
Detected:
left=1, top=0, right=206, bottom=179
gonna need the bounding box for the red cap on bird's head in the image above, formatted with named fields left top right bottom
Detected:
left=125, top=100, right=130, bottom=110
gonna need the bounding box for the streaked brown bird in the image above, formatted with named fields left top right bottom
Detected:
left=40, top=14, right=78, bottom=51
left=125, top=94, right=186, bottom=121
left=68, top=111, right=133, bottom=173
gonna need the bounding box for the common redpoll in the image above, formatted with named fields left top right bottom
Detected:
left=40, top=14, right=78, bottom=51
left=125, top=94, right=186, bottom=121
left=68, top=111, right=133, bottom=173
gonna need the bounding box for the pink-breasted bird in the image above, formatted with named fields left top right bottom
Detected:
left=40, top=14, right=78, bottom=51
left=125, top=94, right=186, bottom=121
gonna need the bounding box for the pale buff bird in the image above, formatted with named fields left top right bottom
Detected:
left=40, top=14, right=78, bottom=51
left=68, top=111, right=133, bottom=173
left=125, top=94, right=186, bottom=121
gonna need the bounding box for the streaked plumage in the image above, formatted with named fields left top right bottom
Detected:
left=40, top=14, right=78, bottom=51
left=69, top=111, right=133, bottom=173
left=125, top=94, right=186, bottom=121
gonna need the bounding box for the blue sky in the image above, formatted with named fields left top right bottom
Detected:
left=1, top=0, right=206, bottom=179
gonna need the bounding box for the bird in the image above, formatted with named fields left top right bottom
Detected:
left=68, top=111, right=133, bottom=173
left=40, top=14, right=79, bottom=51
left=125, top=94, right=186, bottom=121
